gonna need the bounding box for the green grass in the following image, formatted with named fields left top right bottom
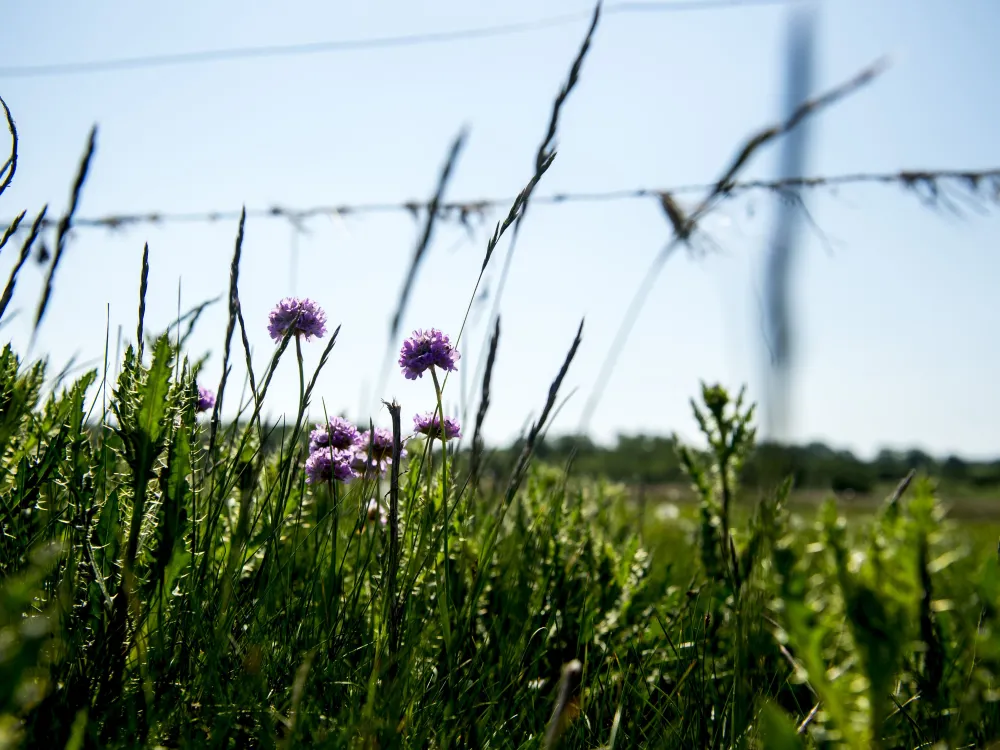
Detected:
left=1, top=335, right=999, bottom=748
left=629, top=481, right=1000, bottom=525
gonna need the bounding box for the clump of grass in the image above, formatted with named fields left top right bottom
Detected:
left=1, top=274, right=999, bottom=747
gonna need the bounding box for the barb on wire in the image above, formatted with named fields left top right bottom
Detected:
left=5, top=168, right=998, bottom=237
left=577, top=55, right=888, bottom=432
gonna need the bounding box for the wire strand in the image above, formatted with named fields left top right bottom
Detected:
left=0, top=0, right=806, bottom=79
left=4, top=167, right=996, bottom=233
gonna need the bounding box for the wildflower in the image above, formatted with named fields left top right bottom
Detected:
left=352, top=427, right=406, bottom=476
left=196, top=385, right=215, bottom=413
left=305, top=447, right=357, bottom=484
left=413, top=412, right=461, bottom=441
left=268, top=297, right=327, bottom=343
left=309, top=416, right=361, bottom=453
left=398, top=328, right=459, bottom=380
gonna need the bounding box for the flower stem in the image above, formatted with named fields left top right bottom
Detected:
left=326, top=478, right=340, bottom=626
left=295, top=335, right=306, bottom=408
left=430, top=367, right=452, bottom=645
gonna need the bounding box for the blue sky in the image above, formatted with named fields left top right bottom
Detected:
left=1, top=0, right=998, bottom=459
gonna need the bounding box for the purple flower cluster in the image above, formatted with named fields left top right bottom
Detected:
left=413, top=412, right=462, bottom=441
left=196, top=385, right=215, bottom=413
left=352, top=427, right=407, bottom=477
left=303, top=418, right=407, bottom=486
left=263, top=300, right=463, bottom=486
left=305, top=448, right=357, bottom=485
left=268, top=297, right=328, bottom=343
left=309, top=416, right=361, bottom=454
left=398, top=328, right=460, bottom=380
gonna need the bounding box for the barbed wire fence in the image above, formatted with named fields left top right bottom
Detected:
left=3, top=0, right=999, bottom=448
left=2, top=136, right=998, bottom=442
left=6, top=168, right=997, bottom=237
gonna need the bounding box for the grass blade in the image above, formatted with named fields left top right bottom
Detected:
left=33, top=126, right=97, bottom=336
left=0, top=206, right=47, bottom=322
left=0, top=94, right=17, bottom=197
left=209, top=207, right=246, bottom=459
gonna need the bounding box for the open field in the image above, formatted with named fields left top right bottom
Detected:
left=4, top=358, right=1000, bottom=748
left=630, top=482, right=1000, bottom=523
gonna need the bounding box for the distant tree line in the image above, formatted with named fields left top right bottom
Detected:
left=217, top=423, right=999, bottom=496
left=479, top=435, right=1000, bottom=495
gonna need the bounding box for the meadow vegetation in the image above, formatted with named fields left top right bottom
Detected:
left=2, top=320, right=999, bottom=749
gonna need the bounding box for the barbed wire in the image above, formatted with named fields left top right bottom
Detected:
left=4, top=167, right=998, bottom=238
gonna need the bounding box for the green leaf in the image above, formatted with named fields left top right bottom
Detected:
left=133, top=334, right=174, bottom=479
left=757, top=702, right=805, bottom=750
left=150, top=420, right=192, bottom=595
left=0, top=346, right=45, bottom=457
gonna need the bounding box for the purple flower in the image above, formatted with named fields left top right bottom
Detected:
left=413, top=412, right=462, bottom=441
left=352, top=427, right=407, bottom=477
left=309, top=416, right=361, bottom=454
left=398, top=328, right=459, bottom=380
left=196, top=385, right=215, bottom=413
left=268, top=297, right=328, bottom=343
left=305, top=447, right=357, bottom=484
